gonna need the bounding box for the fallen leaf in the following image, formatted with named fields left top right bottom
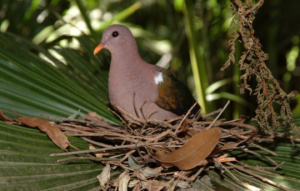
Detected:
left=89, top=144, right=104, bottom=158
left=153, top=127, right=221, bottom=170
left=141, top=166, right=163, bottom=178
left=18, top=117, right=69, bottom=150
left=97, top=164, right=111, bottom=188
left=0, top=111, right=13, bottom=122
left=177, top=180, right=190, bottom=189
left=220, top=142, right=239, bottom=150
left=84, top=112, right=111, bottom=126
left=118, top=170, right=130, bottom=191
left=128, top=179, right=140, bottom=188
left=215, top=154, right=236, bottom=163
left=141, top=180, right=166, bottom=191
left=133, top=169, right=146, bottom=181
left=128, top=155, right=144, bottom=170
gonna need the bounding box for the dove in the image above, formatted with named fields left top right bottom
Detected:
left=94, top=25, right=200, bottom=120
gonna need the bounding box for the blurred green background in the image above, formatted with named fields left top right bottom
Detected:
left=1, top=0, right=300, bottom=118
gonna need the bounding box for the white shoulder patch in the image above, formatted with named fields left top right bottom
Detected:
left=154, top=72, right=164, bottom=84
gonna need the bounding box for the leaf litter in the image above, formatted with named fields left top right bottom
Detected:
left=0, top=103, right=294, bottom=191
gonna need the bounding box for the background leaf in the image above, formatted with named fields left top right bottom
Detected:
left=0, top=121, right=102, bottom=191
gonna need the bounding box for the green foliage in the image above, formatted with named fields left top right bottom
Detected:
left=0, top=121, right=102, bottom=191
left=0, top=32, right=117, bottom=123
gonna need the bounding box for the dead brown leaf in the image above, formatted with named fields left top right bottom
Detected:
left=153, top=127, right=221, bottom=170
left=18, top=117, right=69, bottom=150
left=117, top=170, right=130, bottom=191
left=97, top=164, right=111, bottom=188
left=220, top=142, right=239, bottom=151
left=84, top=112, right=112, bottom=126
left=215, top=154, right=236, bottom=163
left=0, top=111, right=13, bottom=122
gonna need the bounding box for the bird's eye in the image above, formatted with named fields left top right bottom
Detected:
left=112, top=31, right=119, bottom=37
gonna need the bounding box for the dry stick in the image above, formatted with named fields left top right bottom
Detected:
left=201, top=108, right=222, bottom=119
left=175, top=167, right=204, bottom=181
left=242, top=148, right=278, bottom=166
left=193, top=120, right=223, bottom=126
left=57, top=156, right=119, bottom=163
left=133, top=92, right=140, bottom=118
left=237, top=160, right=284, bottom=174
left=207, top=100, right=230, bottom=129
left=222, top=118, right=246, bottom=125
left=112, top=104, right=144, bottom=124
left=139, top=99, right=150, bottom=121
left=60, top=124, right=115, bottom=134
left=46, top=116, right=120, bottom=130
left=109, top=109, right=138, bottom=137
left=146, top=129, right=173, bottom=144
left=175, top=102, right=198, bottom=134
left=168, top=116, right=183, bottom=123
left=135, top=142, right=148, bottom=162
left=227, top=162, right=290, bottom=191
left=118, top=150, right=136, bottom=164
left=65, top=130, right=139, bottom=139
left=227, top=121, right=257, bottom=132
left=148, top=111, right=158, bottom=120
left=214, top=159, right=244, bottom=185
left=191, top=109, right=202, bottom=122
left=249, top=143, right=278, bottom=157
left=65, top=133, right=138, bottom=144
left=50, top=142, right=166, bottom=156
left=81, top=137, right=111, bottom=148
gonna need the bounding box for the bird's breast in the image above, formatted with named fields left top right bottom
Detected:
left=108, top=65, right=158, bottom=113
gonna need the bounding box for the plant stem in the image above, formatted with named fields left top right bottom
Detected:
left=75, top=0, right=96, bottom=36
left=183, top=0, right=209, bottom=114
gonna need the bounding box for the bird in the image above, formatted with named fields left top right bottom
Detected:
left=93, top=24, right=200, bottom=120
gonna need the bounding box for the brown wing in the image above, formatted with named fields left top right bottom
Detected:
left=155, top=67, right=200, bottom=116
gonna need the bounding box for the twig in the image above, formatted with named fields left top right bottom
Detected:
left=146, top=129, right=173, bottom=144
left=50, top=142, right=166, bottom=156
left=119, top=150, right=136, bottom=164
left=242, top=148, right=278, bottom=166
left=133, top=92, right=140, bottom=118
left=175, top=167, right=204, bottom=181
left=139, top=99, right=150, bottom=121
left=81, top=137, right=111, bottom=148
left=201, top=108, right=222, bottom=119
left=207, top=100, right=230, bottom=129
left=57, top=156, right=119, bottom=163
left=175, top=102, right=198, bottom=134
left=250, top=143, right=278, bottom=156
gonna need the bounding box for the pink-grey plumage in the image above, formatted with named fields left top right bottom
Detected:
left=94, top=25, right=200, bottom=120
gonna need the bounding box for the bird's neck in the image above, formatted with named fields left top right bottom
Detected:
left=110, top=49, right=145, bottom=73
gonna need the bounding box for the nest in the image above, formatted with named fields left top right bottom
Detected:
left=0, top=102, right=290, bottom=190
left=31, top=102, right=289, bottom=191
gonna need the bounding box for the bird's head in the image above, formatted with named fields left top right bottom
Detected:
left=94, top=25, right=138, bottom=56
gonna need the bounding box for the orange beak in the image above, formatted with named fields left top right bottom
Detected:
left=93, top=44, right=104, bottom=55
